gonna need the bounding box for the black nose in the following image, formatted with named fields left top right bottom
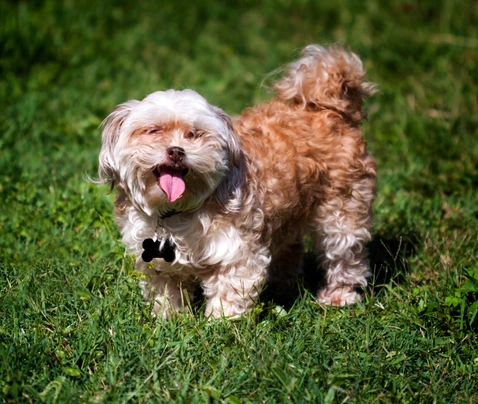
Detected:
left=167, top=147, right=185, bottom=163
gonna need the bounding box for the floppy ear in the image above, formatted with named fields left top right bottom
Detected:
left=98, top=100, right=139, bottom=186
left=212, top=106, right=245, bottom=211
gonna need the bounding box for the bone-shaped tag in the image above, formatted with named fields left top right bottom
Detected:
left=141, top=238, right=176, bottom=263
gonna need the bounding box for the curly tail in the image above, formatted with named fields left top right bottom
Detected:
left=272, top=44, right=376, bottom=122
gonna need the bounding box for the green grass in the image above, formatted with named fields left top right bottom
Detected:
left=1, top=0, right=477, bottom=402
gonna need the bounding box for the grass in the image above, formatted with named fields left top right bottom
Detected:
left=1, top=0, right=477, bottom=402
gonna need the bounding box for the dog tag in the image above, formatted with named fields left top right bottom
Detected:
left=141, top=238, right=176, bottom=263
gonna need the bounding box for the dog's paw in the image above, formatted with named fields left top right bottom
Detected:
left=317, top=285, right=362, bottom=306
left=205, top=297, right=248, bottom=319
left=151, top=299, right=173, bottom=320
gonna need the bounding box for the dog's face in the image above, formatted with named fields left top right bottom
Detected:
left=99, top=90, right=242, bottom=217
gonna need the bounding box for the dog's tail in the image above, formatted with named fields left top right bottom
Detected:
left=272, top=44, right=376, bottom=122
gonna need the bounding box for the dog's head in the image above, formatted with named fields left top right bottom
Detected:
left=99, top=90, right=243, bottom=217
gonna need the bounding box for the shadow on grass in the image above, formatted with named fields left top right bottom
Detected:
left=260, top=235, right=417, bottom=310
left=368, top=236, right=416, bottom=288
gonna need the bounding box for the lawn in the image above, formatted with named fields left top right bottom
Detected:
left=1, top=0, right=477, bottom=402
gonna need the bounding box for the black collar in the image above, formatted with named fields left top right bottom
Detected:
left=160, top=209, right=181, bottom=220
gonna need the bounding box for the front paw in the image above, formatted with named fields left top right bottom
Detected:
left=205, top=296, right=249, bottom=319
left=140, top=278, right=194, bottom=319
left=317, top=284, right=362, bottom=306
left=150, top=302, right=170, bottom=319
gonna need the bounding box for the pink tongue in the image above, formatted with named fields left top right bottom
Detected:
left=159, top=167, right=186, bottom=203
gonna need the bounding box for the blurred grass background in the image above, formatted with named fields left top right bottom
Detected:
left=1, top=0, right=477, bottom=402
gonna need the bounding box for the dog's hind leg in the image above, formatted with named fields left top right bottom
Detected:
left=313, top=177, right=375, bottom=306
left=267, top=240, right=303, bottom=298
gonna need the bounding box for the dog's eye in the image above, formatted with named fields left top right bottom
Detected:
left=144, top=127, right=162, bottom=136
left=186, top=130, right=204, bottom=139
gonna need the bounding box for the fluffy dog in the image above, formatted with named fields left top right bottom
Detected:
left=98, top=45, right=377, bottom=318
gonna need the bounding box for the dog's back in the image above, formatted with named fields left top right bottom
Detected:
left=234, top=45, right=376, bottom=231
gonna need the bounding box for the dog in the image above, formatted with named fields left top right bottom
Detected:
left=98, top=44, right=377, bottom=318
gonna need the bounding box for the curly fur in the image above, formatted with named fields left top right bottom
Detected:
left=98, top=44, right=377, bottom=318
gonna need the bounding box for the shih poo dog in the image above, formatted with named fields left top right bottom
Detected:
left=98, top=45, right=377, bottom=318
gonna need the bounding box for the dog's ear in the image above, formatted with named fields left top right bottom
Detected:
left=212, top=107, right=245, bottom=211
left=98, top=100, right=139, bottom=186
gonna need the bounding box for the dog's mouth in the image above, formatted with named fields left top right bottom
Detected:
left=153, top=165, right=189, bottom=203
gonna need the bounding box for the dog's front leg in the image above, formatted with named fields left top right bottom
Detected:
left=201, top=250, right=270, bottom=318
left=140, top=269, right=196, bottom=319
